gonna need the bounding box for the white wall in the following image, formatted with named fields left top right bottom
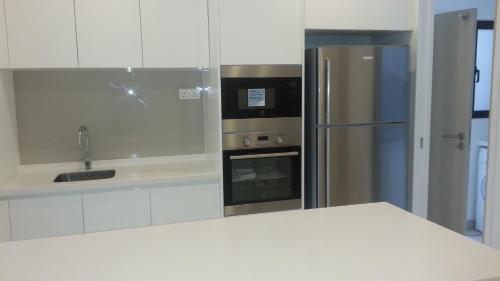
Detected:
left=485, top=0, right=500, bottom=251
left=0, top=70, right=19, bottom=183
left=467, top=119, right=490, bottom=222
left=434, top=0, right=496, bottom=20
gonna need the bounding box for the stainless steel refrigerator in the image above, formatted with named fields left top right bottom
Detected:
left=305, top=45, right=410, bottom=209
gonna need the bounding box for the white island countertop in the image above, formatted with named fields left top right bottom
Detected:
left=1, top=203, right=499, bottom=281
left=0, top=154, right=219, bottom=199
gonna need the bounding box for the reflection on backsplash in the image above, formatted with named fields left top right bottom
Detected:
left=14, top=69, right=205, bottom=164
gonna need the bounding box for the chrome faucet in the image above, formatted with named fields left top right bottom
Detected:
left=77, top=126, right=92, bottom=170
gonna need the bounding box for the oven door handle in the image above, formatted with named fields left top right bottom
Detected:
left=230, top=152, right=299, bottom=160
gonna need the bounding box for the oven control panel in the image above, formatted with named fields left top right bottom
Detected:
left=223, top=131, right=301, bottom=150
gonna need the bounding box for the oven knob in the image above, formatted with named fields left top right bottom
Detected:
left=243, top=137, right=251, bottom=147
left=276, top=136, right=284, bottom=144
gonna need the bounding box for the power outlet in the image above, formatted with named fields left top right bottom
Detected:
left=178, top=88, right=200, bottom=100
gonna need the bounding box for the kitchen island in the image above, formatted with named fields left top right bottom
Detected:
left=0, top=203, right=499, bottom=281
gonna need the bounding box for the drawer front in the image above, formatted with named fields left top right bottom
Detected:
left=83, top=189, right=151, bottom=233
left=0, top=201, right=10, bottom=242
left=10, top=195, right=83, bottom=240
left=151, top=183, right=221, bottom=225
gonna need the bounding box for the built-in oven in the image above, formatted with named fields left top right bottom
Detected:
left=221, top=65, right=302, bottom=120
left=223, top=145, right=302, bottom=217
left=222, top=65, right=303, bottom=217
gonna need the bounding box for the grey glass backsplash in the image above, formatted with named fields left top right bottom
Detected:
left=14, top=69, right=205, bottom=164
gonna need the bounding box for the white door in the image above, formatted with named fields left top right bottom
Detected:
left=9, top=195, right=84, bottom=240
left=83, top=189, right=151, bottom=233
left=428, top=10, right=477, bottom=234
left=220, top=0, right=302, bottom=65
left=74, top=0, right=143, bottom=68
left=140, top=0, right=209, bottom=68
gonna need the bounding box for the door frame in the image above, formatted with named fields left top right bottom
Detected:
left=413, top=0, right=500, bottom=249
left=411, top=0, right=434, bottom=218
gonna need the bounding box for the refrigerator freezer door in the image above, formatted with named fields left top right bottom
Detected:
left=319, top=46, right=410, bottom=125
left=325, top=123, right=408, bottom=209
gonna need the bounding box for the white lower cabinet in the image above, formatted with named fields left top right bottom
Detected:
left=151, top=183, right=221, bottom=225
left=83, top=189, right=151, bottom=233
left=5, top=182, right=221, bottom=240
left=0, top=201, right=10, bottom=242
left=9, top=195, right=84, bottom=241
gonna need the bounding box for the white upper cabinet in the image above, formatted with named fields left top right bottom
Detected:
left=75, top=0, right=143, bottom=68
left=141, top=0, right=209, bottom=68
left=220, top=0, right=302, bottom=65
left=357, top=0, right=411, bottom=31
left=305, top=0, right=412, bottom=31
left=5, top=0, right=78, bottom=68
left=305, top=0, right=357, bottom=30
left=0, top=0, right=9, bottom=68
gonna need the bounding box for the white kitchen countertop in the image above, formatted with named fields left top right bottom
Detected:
left=0, top=154, right=220, bottom=199
left=0, top=203, right=499, bottom=281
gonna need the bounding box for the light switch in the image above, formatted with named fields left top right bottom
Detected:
left=178, top=88, right=201, bottom=100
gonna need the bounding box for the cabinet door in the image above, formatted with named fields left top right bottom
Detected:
left=305, top=0, right=357, bottom=30
left=220, top=0, right=302, bottom=65
left=141, top=0, right=209, bottom=68
left=9, top=195, right=83, bottom=240
left=357, top=0, right=411, bottom=31
left=0, top=0, right=9, bottom=68
left=83, top=189, right=150, bottom=233
left=74, top=0, right=143, bottom=68
left=0, top=200, right=10, bottom=242
left=151, top=183, right=221, bottom=225
left=4, top=0, right=78, bottom=68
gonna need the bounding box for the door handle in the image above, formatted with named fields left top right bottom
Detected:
left=442, top=133, right=465, bottom=140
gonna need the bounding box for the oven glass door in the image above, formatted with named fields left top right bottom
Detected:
left=223, top=147, right=301, bottom=206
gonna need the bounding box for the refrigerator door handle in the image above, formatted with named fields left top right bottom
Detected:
left=325, top=58, right=332, bottom=207
left=316, top=55, right=329, bottom=208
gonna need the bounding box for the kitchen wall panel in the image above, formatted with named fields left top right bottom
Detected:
left=0, top=70, right=18, bottom=183
left=14, top=69, right=205, bottom=164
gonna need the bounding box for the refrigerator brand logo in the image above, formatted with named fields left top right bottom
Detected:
left=363, top=56, right=374, bottom=60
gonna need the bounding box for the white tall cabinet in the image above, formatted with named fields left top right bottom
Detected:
left=4, top=0, right=78, bottom=68
left=0, top=0, right=9, bottom=68
left=141, top=0, right=209, bottom=68
left=74, top=0, right=143, bottom=68
left=219, top=0, right=303, bottom=65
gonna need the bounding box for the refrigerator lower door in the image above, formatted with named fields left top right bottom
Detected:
left=323, top=123, right=408, bottom=209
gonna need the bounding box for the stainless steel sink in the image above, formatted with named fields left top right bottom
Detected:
left=54, top=170, right=116, bottom=183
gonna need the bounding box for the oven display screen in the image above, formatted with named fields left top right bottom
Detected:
left=248, top=89, right=266, bottom=107
left=238, top=88, right=275, bottom=110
